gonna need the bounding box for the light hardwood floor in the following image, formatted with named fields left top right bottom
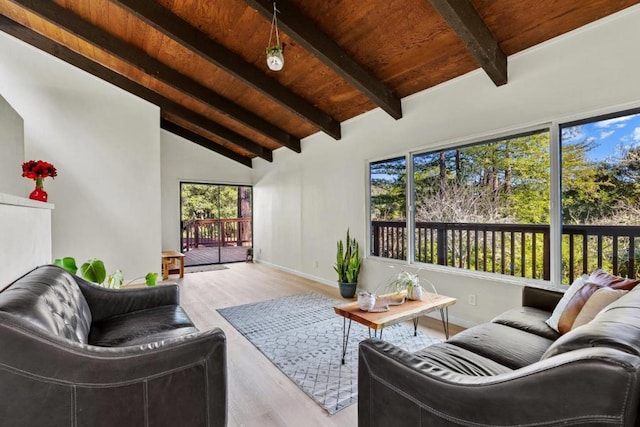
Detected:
left=166, top=262, right=463, bottom=427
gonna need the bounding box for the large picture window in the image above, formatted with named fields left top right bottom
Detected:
left=368, top=108, right=640, bottom=285
left=560, top=110, right=640, bottom=283
left=412, top=130, right=551, bottom=279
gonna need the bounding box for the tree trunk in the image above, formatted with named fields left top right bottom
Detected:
left=505, top=142, right=512, bottom=194
left=238, top=187, right=252, bottom=245
left=439, top=151, right=446, bottom=187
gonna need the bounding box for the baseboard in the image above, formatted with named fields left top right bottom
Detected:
left=254, top=258, right=478, bottom=330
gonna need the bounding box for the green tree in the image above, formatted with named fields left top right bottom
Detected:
left=370, top=158, right=406, bottom=221
left=181, top=184, right=218, bottom=220
left=181, top=184, right=243, bottom=221
left=561, top=136, right=609, bottom=224
left=414, top=132, right=551, bottom=224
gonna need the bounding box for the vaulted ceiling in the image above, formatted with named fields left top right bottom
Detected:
left=1, top=0, right=638, bottom=167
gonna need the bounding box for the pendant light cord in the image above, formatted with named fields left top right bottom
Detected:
left=268, top=2, right=280, bottom=48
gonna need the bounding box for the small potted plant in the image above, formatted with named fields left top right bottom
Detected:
left=334, top=229, right=361, bottom=298
left=266, top=45, right=284, bottom=71
left=390, top=270, right=423, bottom=301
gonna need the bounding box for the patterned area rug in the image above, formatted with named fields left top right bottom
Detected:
left=217, top=293, right=441, bottom=414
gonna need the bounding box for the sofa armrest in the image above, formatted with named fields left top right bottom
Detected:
left=0, top=317, right=227, bottom=427
left=75, top=273, right=181, bottom=321
left=522, top=285, right=563, bottom=312
left=359, top=339, right=640, bottom=427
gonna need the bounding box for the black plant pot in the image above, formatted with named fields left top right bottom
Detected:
left=339, top=282, right=357, bottom=299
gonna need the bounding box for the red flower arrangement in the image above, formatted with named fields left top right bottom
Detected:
left=22, top=160, right=57, bottom=180
left=21, top=160, right=57, bottom=202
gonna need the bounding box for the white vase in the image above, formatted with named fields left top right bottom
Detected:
left=407, top=285, right=423, bottom=300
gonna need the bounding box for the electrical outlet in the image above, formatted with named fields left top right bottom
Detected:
left=468, top=294, right=477, bottom=306
left=258, top=248, right=262, bottom=255
left=314, top=260, right=319, bottom=268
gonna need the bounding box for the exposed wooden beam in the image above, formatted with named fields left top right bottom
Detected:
left=110, top=0, right=340, bottom=141
left=8, top=0, right=298, bottom=151
left=0, top=14, right=273, bottom=162
left=161, top=104, right=272, bottom=163
left=428, top=0, right=507, bottom=86
left=244, top=0, right=402, bottom=120
left=161, top=119, right=253, bottom=168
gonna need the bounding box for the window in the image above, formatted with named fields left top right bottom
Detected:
left=369, top=157, right=407, bottom=260
left=368, top=108, right=640, bottom=285
left=560, top=110, right=640, bottom=283
left=412, top=130, right=551, bottom=279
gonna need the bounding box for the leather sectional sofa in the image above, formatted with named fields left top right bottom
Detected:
left=0, top=265, right=227, bottom=427
left=359, top=279, right=640, bottom=426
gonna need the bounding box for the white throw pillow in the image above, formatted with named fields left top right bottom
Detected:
left=545, top=274, right=589, bottom=332
left=571, top=287, right=628, bottom=329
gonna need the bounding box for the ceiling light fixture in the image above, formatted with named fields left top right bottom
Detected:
left=266, top=2, right=284, bottom=71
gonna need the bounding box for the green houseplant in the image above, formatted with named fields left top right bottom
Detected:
left=389, top=270, right=423, bottom=301
left=334, top=229, right=362, bottom=298
left=266, top=45, right=284, bottom=71
left=54, top=257, right=158, bottom=288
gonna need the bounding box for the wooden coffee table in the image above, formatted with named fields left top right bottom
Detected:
left=334, top=292, right=456, bottom=364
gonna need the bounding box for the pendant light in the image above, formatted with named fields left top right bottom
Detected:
left=266, top=2, right=284, bottom=71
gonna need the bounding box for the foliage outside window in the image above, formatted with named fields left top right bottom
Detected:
left=412, top=131, right=551, bottom=279
left=180, top=183, right=252, bottom=255
left=560, top=111, right=640, bottom=282
left=370, top=157, right=407, bottom=260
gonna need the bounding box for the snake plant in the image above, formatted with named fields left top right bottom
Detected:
left=334, top=229, right=362, bottom=284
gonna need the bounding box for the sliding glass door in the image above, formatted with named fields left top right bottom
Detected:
left=180, top=182, right=252, bottom=266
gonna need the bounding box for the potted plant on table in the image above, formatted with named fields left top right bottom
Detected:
left=391, top=270, right=423, bottom=301
left=334, top=229, right=362, bottom=298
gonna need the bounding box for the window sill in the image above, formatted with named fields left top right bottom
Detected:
left=366, top=255, right=567, bottom=293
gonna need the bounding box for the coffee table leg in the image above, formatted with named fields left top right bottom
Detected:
left=369, top=328, right=382, bottom=339
left=413, top=317, right=419, bottom=336
left=341, top=317, right=352, bottom=365
left=439, top=307, right=450, bottom=339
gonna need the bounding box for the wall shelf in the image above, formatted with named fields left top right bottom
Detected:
left=0, top=192, right=54, bottom=210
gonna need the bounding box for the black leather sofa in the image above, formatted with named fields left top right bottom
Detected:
left=359, top=285, right=640, bottom=426
left=0, top=265, right=227, bottom=427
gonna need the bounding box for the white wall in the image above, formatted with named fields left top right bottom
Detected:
left=160, top=130, right=253, bottom=251
left=253, top=5, right=640, bottom=327
left=0, top=194, right=53, bottom=287
left=0, top=32, right=161, bottom=281
left=0, top=93, right=24, bottom=196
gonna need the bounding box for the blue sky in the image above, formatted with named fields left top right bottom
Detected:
left=561, top=112, right=640, bottom=162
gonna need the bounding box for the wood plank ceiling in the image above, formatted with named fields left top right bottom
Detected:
left=0, top=0, right=638, bottom=167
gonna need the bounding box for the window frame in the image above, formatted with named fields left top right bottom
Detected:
left=367, top=155, right=409, bottom=261
left=557, top=106, right=640, bottom=284
left=410, top=127, right=553, bottom=278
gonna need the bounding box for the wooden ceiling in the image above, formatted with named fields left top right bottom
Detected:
left=1, top=0, right=638, bottom=167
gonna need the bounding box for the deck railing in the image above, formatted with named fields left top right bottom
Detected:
left=182, top=218, right=252, bottom=251
left=372, top=220, right=640, bottom=283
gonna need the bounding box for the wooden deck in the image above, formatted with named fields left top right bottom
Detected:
left=183, top=246, right=250, bottom=266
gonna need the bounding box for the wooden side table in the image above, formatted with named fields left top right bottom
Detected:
left=162, top=251, right=185, bottom=280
